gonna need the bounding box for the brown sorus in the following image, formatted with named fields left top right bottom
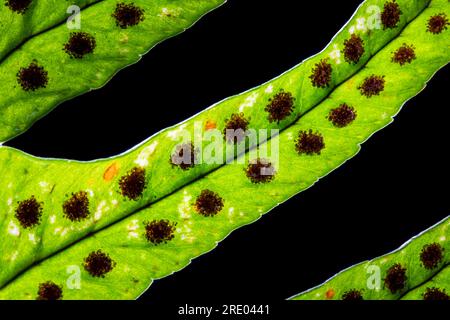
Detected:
left=423, top=287, right=449, bottom=300
left=384, top=263, right=407, bottom=293
left=170, top=142, right=198, bottom=170
left=392, top=43, right=416, bottom=65
left=37, top=281, right=63, bottom=300
left=309, top=59, right=332, bottom=88
left=427, top=13, right=449, bottom=34
left=223, top=113, right=250, bottom=144
left=5, top=0, right=32, bottom=14
left=420, top=243, right=444, bottom=270
left=63, top=32, right=97, bottom=59
left=381, top=1, right=402, bottom=29
left=358, top=75, right=385, bottom=97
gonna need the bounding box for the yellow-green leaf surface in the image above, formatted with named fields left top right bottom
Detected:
left=0, top=0, right=436, bottom=287
left=0, top=0, right=226, bottom=142
left=290, top=217, right=449, bottom=300
left=0, top=0, right=448, bottom=299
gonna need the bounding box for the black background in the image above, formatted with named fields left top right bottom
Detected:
left=6, top=0, right=449, bottom=302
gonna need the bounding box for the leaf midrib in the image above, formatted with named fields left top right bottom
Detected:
left=0, top=0, right=431, bottom=290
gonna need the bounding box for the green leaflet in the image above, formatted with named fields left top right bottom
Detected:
left=289, top=217, right=449, bottom=300
left=0, top=0, right=448, bottom=299
left=0, top=0, right=226, bottom=142
left=0, top=0, right=100, bottom=60
left=0, top=0, right=435, bottom=287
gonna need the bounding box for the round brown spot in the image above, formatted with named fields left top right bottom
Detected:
left=245, top=158, right=276, bottom=184
left=420, top=243, right=444, bottom=270
left=343, top=34, right=365, bottom=64
left=342, top=289, right=363, bottom=300
left=427, top=13, right=449, bottom=34
left=17, top=60, right=48, bottom=91
left=328, top=103, right=357, bottom=128
left=384, top=263, right=407, bottom=293
left=15, top=196, right=43, bottom=229
left=37, top=281, right=62, bottom=300
left=223, top=113, right=250, bottom=144
left=309, top=59, right=332, bottom=88
left=194, top=189, right=224, bottom=217
left=295, top=130, right=325, bottom=155
left=5, top=0, right=32, bottom=14
left=358, top=75, right=385, bottom=97
left=83, top=250, right=116, bottom=278
left=392, top=43, right=416, bottom=66
left=264, top=90, right=295, bottom=123
left=62, top=191, right=90, bottom=221
left=103, top=162, right=120, bottom=181
left=423, top=287, right=449, bottom=300
left=118, top=167, right=146, bottom=200
left=144, top=219, right=177, bottom=245
left=381, top=1, right=402, bottom=29
left=112, top=2, right=145, bottom=29
left=170, top=142, right=198, bottom=170
left=63, top=32, right=97, bottom=59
